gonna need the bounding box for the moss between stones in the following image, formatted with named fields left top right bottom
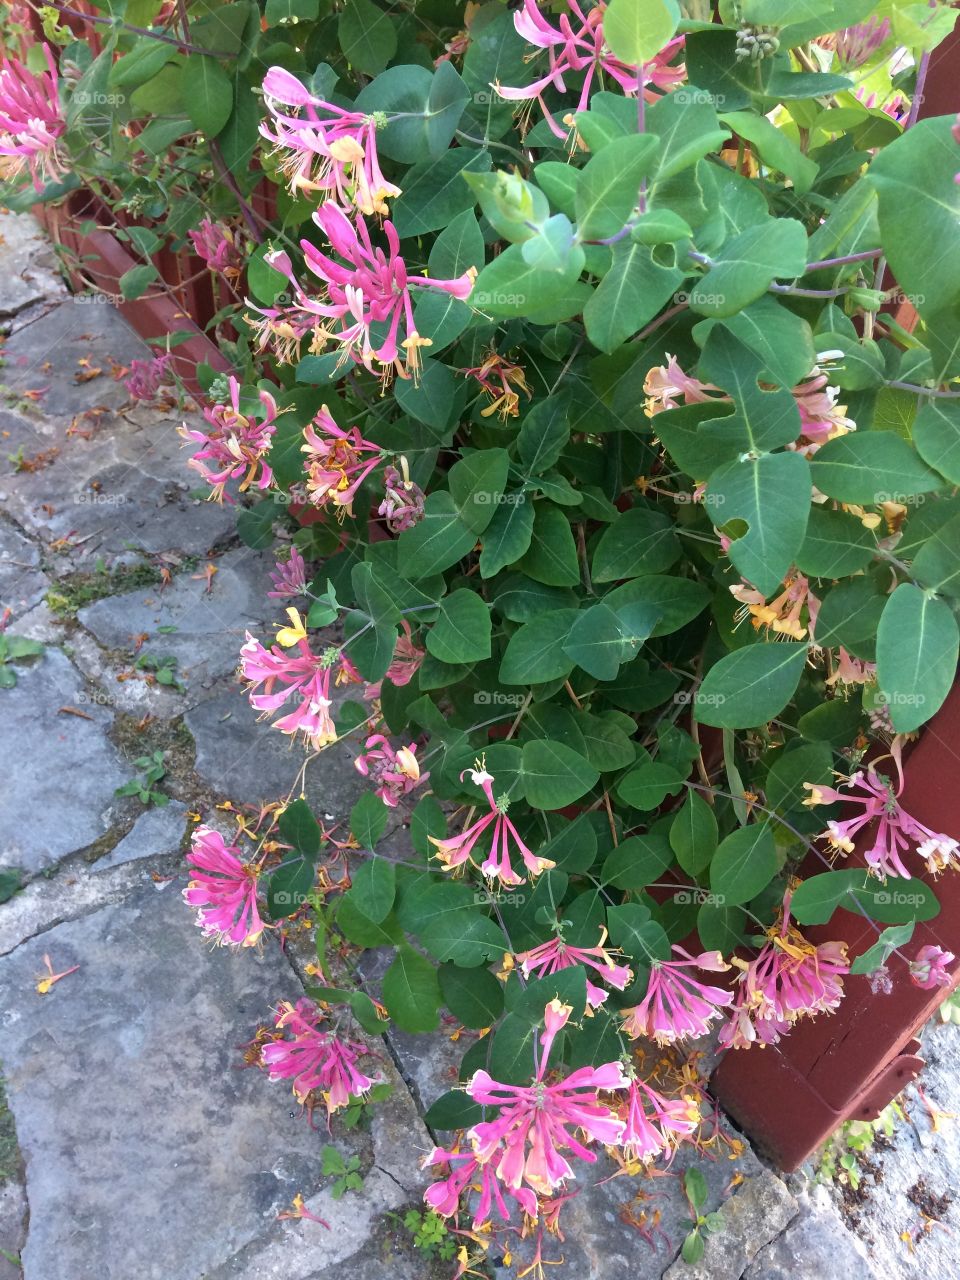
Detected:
left=45, top=561, right=163, bottom=619
left=0, top=1077, right=21, bottom=1185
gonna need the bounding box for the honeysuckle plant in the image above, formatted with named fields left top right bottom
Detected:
left=8, top=0, right=960, bottom=1267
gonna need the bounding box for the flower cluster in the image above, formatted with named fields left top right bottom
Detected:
left=261, top=998, right=375, bottom=1115
left=804, top=767, right=959, bottom=879
left=260, top=66, right=400, bottom=216
left=188, top=217, right=244, bottom=278
left=619, top=946, right=732, bottom=1044
left=179, top=377, right=277, bottom=503
left=430, top=764, right=556, bottom=886
left=516, top=927, right=632, bottom=1009
left=720, top=899, right=850, bottom=1050
left=240, top=616, right=342, bottom=750
left=301, top=405, right=382, bottom=515
left=0, top=45, right=65, bottom=191
left=183, top=825, right=265, bottom=947
left=354, top=734, right=427, bottom=807
left=256, top=203, right=475, bottom=382
left=497, top=0, right=684, bottom=139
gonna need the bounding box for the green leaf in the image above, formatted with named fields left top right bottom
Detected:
left=720, top=110, right=818, bottom=194
left=591, top=506, right=679, bottom=583
left=914, top=400, right=960, bottom=487
left=809, top=434, right=943, bottom=504
left=602, top=831, right=674, bottom=889
left=562, top=599, right=659, bottom=680
left=603, top=0, right=680, bottom=64
left=391, top=147, right=491, bottom=237
left=876, top=583, right=959, bottom=732
left=646, top=89, right=730, bottom=187
left=394, top=359, right=462, bottom=434
left=472, top=243, right=584, bottom=318
left=607, top=905, right=671, bottom=965
left=709, top=822, right=778, bottom=906
left=815, top=578, right=884, bottom=660
left=278, top=798, right=322, bottom=858
left=382, top=945, right=441, bottom=1033
left=350, top=792, right=389, bottom=849
left=704, top=296, right=816, bottom=389
left=449, top=448, right=511, bottom=534
left=697, top=328, right=802, bottom=455
left=266, top=855, right=315, bottom=920
left=397, top=492, right=477, bottom=579
left=427, top=591, right=492, bottom=663
left=516, top=504, right=580, bottom=587
left=439, top=963, right=504, bottom=1029
left=413, top=884, right=506, bottom=966
left=500, top=609, right=578, bottom=685
left=850, top=923, right=916, bottom=977
left=346, top=856, right=396, bottom=924
left=670, top=790, right=718, bottom=876
left=520, top=740, right=600, bottom=809
left=707, top=451, right=811, bottom=598
left=181, top=54, right=233, bottom=137
left=423, top=1090, right=483, bottom=1130
left=691, top=219, right=807, bottom=318
left=913, top=513, right=960, bottom=599
left=338, top=0, right=397, bottom=75
left=518, top=395, right=570, bottom=475
left=869, top=118, right=960, bottom=320
left=584, top=240, right=682, bottom=352
left=119, top=264, right=159, bottom=301
left=576, top=135, right=660, bottom=240
left=618, top=762, right=685, bottom=811
left=696, top=642, right=808, bottom=729
left=795, top=507, right=875, bottom=578
left=480, top=496, right=536, bottom=578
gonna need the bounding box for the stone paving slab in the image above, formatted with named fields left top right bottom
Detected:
left=0, top=880, right=431, bottom=1280
left=92, top=798, right=189, bottom=872
left=78, top=547, right=277, bottom=693
left=0, top=646, right=127, bottom=874
left=186, top=687, right=366, bottom=816
left=0, top=211, right=65, bottom=324
left=0, top=520, right=48, bottom=620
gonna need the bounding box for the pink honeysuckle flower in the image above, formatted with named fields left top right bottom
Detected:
left=422, top=1144, right=538, bottom=1226
left=0, top=44, right=65, bottom=191
left=792, top=358, right=856, bottom=447
left=378, top=461, right=425, bottom=532
left=803, top=765, right=960, bottom=879
left=466, top=999, right=627, bottom=1193
left=619, top=1073, right=700, bottom=1162
left=260, top=66, right=401, bottom=216
left=515, top=927, right=633, bottom=1009
left=183, top=825, right=265, bottom=947
left=643, top=354, right=720, bottom=417
left=354, top=734, right=428, bottom=808
left=262, top=999, right=374, bottom=1113
left=854, top=87, right=908, bottom=123
left=429, top=763, right=556, bottom=886
left=619, top=946, right=733, bottom=1044
left=263, top=203, right=475, bottom=381
left=301, top=405, right=383, bottom=515
left=497, top=0, right=684, bottom=140
left=239, top=629, right=341, bottom=749
left=188, top=217, right=244, bottom=277
left=730, top=572, right=820, bottom=643
left=124, top=354, right=172, bottom=402
left=831, top=18, right=890, bottom=69
left=460, top=349, right=532, bottom=420
left=267, top=545, right=309, bottom=599
left=908, top=944, right=955, bottom=990
left=362, top=619, right=426, bottom=701
left=825, top=646, right=876, bottom=688
left=718, top=895, right=849, bottom=1050
left=178, top=376, right=278, bottom=503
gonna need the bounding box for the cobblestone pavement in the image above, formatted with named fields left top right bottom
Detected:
left=0, top=211, right=955, bottom=1280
